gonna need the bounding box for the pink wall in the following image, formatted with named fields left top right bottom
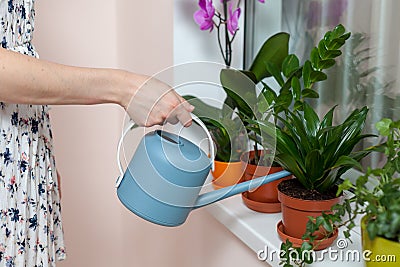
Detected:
left=34, top=1, right=265, bottom=266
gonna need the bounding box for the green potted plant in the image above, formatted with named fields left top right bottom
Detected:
left=185, top=32, right=290, bottom=190
left=279, top=118, right=400, bottom=267
left=248, top=25, right=374, bottom=246
left=274, top=104, right=370, bottom=244
left=340, top=118, right=400, bottom=266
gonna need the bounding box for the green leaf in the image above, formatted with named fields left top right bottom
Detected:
left=291, top=76, right=301, bottom=100
left=305, top=150, right=324, bottom=182
left=257, top=92, right=270, bottom=113
left=275, top=88, right=293, bottom=111
left=325, top=50, right=342, bottom=58
left=300, top=242, right=314, bottom=264
left=310, top=71, right=328, bottom=82
left=332, top=24, right=346, bottom=39
left=249, top=32, right=290, bottom=83
left=310, top=47, right=320, bottom=69
left=303, top=102, right=320, bottom=137
left=240, top=70, right=258, bottom=83
left=261, top=82, right=277, bottom=103
left=376, top=118, right=392, bottom=136
left=337, top=179, right=354, bottom=196
left=341, top=32, right=351, bottom=40
left=221, top=95, right=235, bottom=118
left=318, top=39, right=328, bottom=59
left=282, top=54, right=300, bottom=78
left=302, top=89, right=319, bottom=99
left=322, top=214, right=334, bottom=232
left=318, top=59, right=336, bottom=69
left=327, top=38, right=346, bottom=50
left=275, top=152, right=311, bottom=188
left=294, top=100, right=303, bottom=111
left=331, top=155, right=363, bottom=171
left=303, top=60, right=312, bottom=88
left=319, top=105, right=336, bottom=130
left=324, top=30, right=332, bottom=43
left=266, top=61, right=285, bottom=86
left=220, top=69, right=257, bottom=118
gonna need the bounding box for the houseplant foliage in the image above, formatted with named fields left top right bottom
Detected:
left=246, top=24, right=372, bottom=191
left=242, top=24, right=375, bottom=251
left=275, top=103, right=371, bottom=193
left=246, top=25, right=353, bottom=159
left=279, top=118, right=400, bottom=267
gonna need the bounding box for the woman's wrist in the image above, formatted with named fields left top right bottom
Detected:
left=107, top=69, right=146, bottom=110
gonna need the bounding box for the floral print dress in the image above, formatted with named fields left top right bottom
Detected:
left=0, top=0, right=66, bottom=266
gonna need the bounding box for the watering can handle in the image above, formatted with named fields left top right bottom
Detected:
left=116, top=114, right=215, bottom=188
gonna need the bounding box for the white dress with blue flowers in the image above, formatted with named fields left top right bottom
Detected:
left=0, top=0, right=66, bottom=266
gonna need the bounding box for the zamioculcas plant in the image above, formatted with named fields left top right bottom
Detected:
left=245, top=24, right=353, bottom=165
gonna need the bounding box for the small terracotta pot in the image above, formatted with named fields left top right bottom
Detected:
left=361, top=216, right=400, bottom=267
left=278, top=185, right=341, bottom=240
left=211, top=160, right=243, bottom=189
left=240, top=150, right=292, bottom=213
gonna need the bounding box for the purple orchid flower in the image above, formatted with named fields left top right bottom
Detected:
left=193, top=0, right=215, bottom=31
left=258, top=0, right=265, bottom=3
left=227, top=3, right=241, bottom=35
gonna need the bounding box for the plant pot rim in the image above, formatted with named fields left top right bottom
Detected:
left=278, top=187, right=342, bottom=211
left=241, top=192, right=281, bottom=213
left=214, top=160, right=242, bottom=165
left=240, top=150, right=282, bottom=177
left=277, top=220, right=338, bottom=251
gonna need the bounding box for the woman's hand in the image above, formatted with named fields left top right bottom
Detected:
left=120, top=73, right=194, bottom=127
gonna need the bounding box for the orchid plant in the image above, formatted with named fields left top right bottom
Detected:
left=188, top=0, right=290, bottom=163
left=194, top=0, right=265, bottom=67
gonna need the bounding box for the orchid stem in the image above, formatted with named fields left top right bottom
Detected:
left=223, top=1, right=231, bottom=67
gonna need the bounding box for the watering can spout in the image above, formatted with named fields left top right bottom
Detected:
left=194, top=170, right=291, bottom=209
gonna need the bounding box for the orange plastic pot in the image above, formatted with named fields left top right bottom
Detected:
left=278, top=186, right=341, bottom=240
left=211, top=160, right=244, bottom=189
left=240, top=151, right=292, bottom=213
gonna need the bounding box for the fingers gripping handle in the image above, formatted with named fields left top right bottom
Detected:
left=115, top=114, right=215, bottom=188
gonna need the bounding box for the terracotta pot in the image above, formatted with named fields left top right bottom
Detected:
left=278, top=185, right=341, bottom=240
left=276, top=221, right=338, bottom=251
left=211, top=160, right=244, bottom=189
left=240, top=150, right=292, bottom=213
left=361, top=216, right=400, bottom=267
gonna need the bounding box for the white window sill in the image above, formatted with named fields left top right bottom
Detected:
left=204, top=169, right=365, bottom=267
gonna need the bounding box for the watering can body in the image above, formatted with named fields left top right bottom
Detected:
left=116, top=116, right=291, bottom=227
left=117, top=129, right=212, bottom=226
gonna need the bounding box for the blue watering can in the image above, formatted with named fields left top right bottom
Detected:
left=115, top=114, right=290, bottom=227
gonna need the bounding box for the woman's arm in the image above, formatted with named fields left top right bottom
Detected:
left=0, top=48, right=193, bottom=126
